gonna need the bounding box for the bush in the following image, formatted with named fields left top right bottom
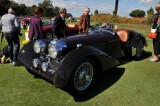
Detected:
left=91, top=14, right=148, bottom=25
left=145, top=15, right=153, bottom=25
left=129, top=9, right=146, bottom=18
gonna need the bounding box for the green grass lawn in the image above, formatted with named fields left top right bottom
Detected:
left=0, top=24, right=160, bottom=106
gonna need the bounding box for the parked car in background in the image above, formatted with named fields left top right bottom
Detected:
left=18, top=23, right=147, bottom=95
left=24, top=21, right=79, bottom=41
left=42, top=21, right=79, bottom=41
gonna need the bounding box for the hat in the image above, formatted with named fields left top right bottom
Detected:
left=59, top=8, right=67, bottom=14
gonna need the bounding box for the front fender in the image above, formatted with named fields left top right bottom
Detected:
left=53, top=46, right=119, bottom=88
left=18, top=41, right=39, bottom=67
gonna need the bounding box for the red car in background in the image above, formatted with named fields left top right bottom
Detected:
left=42, top=21, right=79, bottom=41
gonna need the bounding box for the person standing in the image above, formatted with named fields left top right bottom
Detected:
left=149, top=3, right=160, bottom=62
left=79, top=7, right=91, bottom=34
left=53, top=8, right=68, bottom=38
left=0, top=7, right=20, bottom=66
left=28, top=7, right=43, bottom=40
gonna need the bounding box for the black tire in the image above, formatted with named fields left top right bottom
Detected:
left=67, top=58, right=97, bottom=95
left=44, top=32, right=53, bottom=41
left=135, top=39, right=144, bottom=58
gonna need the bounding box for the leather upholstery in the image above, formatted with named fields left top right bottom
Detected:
left=116, top=30, right=128, bottom=42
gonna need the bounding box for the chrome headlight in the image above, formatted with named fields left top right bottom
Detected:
left=48, top=43, right=62, bottom=59
left=34, top=40, right=46, bottom=53
left=48, top=39, right=67, bottom=59
left=41, top=62, right=49, bottom=72
left=33, top=58, right=41, bottom=68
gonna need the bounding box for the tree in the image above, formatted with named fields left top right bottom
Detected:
left=113, top=0, right=119, bottom=16
left=38, top=0, right=54, bottom=17
left=25, top=6, right=32, bottom=15
left=11, top=1, right=20, bottom=16
left=147, top=7, right=154, bottom=16
left=94, top=9, right=99, bottom=15
left=18, top=4, right=27, bottom=16
left=54, top=6, right=60, bottom=17
left=129, top=9, right=146, bottom=18
left=66, top=13, right=72, bottom=18
left=146, top=7, right=154, bottom=24
left=0, top=0, right=11, bottom=15
left=0, top=0, right=63, bottom=17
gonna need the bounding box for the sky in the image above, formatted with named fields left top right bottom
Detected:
left=13, top=0, right=160, bottom=17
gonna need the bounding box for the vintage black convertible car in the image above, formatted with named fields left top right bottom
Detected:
left=18, top=24, right=147, bottom=95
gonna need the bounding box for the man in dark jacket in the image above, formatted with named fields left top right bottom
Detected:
left=0, top=7, right=20, bottom=66
left=53, top=8, right=67, bottom=38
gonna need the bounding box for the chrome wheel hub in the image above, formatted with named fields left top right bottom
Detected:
left=74, top=62, right=94, bottom=91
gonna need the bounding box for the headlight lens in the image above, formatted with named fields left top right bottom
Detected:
left=34, top=40, right=46, bottom=53
left=33, top=58, right=41, bottom=68
left=41, top=62, right=48, bottom=72
left=48, top=44, right=62, bottom=59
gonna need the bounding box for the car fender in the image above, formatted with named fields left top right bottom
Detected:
left=128, top=31, right=147, bottom=48
left=137, top=32, right=148, bottom=47
left=17, top=41, right=39, bottom=67
left=53, top=46, right=119, bottom=88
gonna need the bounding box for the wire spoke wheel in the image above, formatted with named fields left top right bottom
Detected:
left=74, top=62, right=94, bottom=91
left=136, top=40, right=144, bottom=58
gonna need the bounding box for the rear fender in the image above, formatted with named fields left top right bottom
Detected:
left=128, top=31, right=147, bottom=48
left=137, top=33, right=148, bottom=47
left=53, top=46, right=119, bottom=88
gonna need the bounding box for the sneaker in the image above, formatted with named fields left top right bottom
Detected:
left=149, top=58, right=159, bottom=62
left=13, top=61, right=17, bottom=66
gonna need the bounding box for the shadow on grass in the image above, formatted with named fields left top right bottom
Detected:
left=134, top=51, right=152, bottom=61
left=119, top=51, right=152, bottom=65
left=72, top=68, right=125, bottom=102
left=31, top=67, right=125, bottom=102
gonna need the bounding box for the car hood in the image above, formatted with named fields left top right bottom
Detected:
left=61, top=31, right=120, bottom=47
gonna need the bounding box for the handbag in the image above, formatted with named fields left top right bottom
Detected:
left=148, top=14, right=160, bottom=39
left=148, top=29, right=157, bottom=39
